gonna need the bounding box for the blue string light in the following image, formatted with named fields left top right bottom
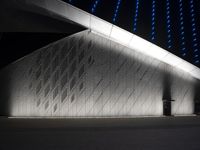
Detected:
left=151, top=0, right=156, bottom=41
left=64, top=0, right=199, bottom=65
left=178, top=0, right=187, bottom=57
left=166, top=0, right=172, bottom=49
left=133, top=0, right=140, bottom=32
left=91, top=0, right=101, bottom=14
left=112, top=0, right=122, bottom=23
left=189, top=0, right=199, bottom=64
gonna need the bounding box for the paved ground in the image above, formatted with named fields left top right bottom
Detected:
left=0, top=116, right=200, bottom=150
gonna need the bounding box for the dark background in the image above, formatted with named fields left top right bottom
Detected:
left=0, top=33, right=70, bottom=69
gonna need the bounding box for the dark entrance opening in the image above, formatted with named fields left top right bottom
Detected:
left=163, top=99, right=175, bottom=116
left=163, top=100, right=171, bottom=116
left=194, top=83, right=200, bottom=115
left=194, top=101, right=200, bottom=115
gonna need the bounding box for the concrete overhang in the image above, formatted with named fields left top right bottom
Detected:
left=4, top=0, right=200, bottom=80
left=0, top=0, right=86, bottom=33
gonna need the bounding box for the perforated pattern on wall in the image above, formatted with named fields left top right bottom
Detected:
left=3, top=30, right=198, bottom=117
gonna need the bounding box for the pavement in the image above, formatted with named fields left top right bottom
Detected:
left=1, top=116, right=200, bottom=150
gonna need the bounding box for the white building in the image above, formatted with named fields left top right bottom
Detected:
left=0, top=0, right=200, bottom=117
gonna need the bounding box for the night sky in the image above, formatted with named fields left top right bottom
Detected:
left=0, top=0, right=199, bottom=69
left=64, top=0, right=200, bottom=68
left=0, top=33, right=69, bottom=69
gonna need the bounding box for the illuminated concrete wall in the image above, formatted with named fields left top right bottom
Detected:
left=0, top=30, right=199, bottom=117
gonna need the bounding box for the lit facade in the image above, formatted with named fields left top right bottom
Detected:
left=0, top=0, right=199, bottom=117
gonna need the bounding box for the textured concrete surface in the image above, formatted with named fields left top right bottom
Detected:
left=0, top=30, right=199, bottom=117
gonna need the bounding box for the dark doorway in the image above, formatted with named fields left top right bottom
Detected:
left=163, top=100, right=172, bottom=116
left=194, top=83, right=200, bottom=115
left=194, top=101, right=200, bottom=115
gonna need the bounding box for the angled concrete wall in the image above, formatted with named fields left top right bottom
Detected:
left=0, top=30, right=199, bottom=117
